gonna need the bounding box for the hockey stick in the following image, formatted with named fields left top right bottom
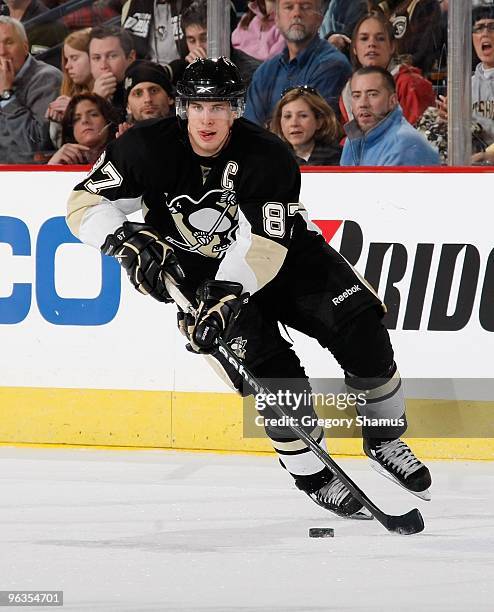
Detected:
left=165, top=278, right=425, bottom=535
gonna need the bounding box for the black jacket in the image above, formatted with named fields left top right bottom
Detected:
left=295, top=141, right=342, bottom=167
left=122, top=0, right=192, bottom=60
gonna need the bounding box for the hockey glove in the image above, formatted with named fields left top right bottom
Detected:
left=178, top=280, right=248, bottom=354
left=101, top=221, right=184, bottom=303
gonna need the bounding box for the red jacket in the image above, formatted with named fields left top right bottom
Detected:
left=340, top=63, right=436, bottom=127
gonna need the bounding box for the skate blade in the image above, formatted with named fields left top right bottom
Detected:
left=369, top=460, right=431, bottom=502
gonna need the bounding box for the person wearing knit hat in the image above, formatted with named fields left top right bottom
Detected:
left=123, top=59, right=174, bottom=123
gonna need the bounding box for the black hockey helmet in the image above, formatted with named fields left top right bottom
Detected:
left=175, top=57, right=246, bottom=119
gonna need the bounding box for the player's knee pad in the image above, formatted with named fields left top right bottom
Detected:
left=330, top=306, right=394, bottom=378
left=251, top=350, right=316, bottom=436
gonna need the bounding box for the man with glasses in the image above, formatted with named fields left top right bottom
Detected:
left=67, top=57, right=432, bottom=521
left=244, top=0, right=351, bottom=127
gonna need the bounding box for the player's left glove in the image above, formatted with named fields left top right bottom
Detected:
left=177, top=280, right=249, bottom=354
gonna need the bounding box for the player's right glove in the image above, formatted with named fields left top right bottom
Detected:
left=101, top=221, right=184, bottom=303
left=177, top=280, right=248, bottom=354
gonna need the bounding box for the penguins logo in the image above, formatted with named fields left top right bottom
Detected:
left=392, top=16, right=408, bottom=39
left=229, top=336, right=247, bottom=360
left=165, top=189, right=238, bottom=258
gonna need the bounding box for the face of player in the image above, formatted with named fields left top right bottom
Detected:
left=0, top=23, right=28, bottom=75
left=353, top=18, right=395, bottom=69
left=72, top=99, right=108, bottom=148
left=472, top=19, right=494, bottom=69
left=185, top=24, right=207, bottom=54
left=187, top=100, right=234, bottom=157
left=89, top=36, right=135, bottom=83
left=127, top=82, right=173, bottom=120
left=275, top=0, right=322, bottom=44
left=64, top=43, right=91, bottom=86
left=350, top=73, right=398, bottom=133
left=280, top=98, right=320, bottom=149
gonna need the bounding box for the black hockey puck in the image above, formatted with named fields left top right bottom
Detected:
left=309, top=527, right=334, bottom=538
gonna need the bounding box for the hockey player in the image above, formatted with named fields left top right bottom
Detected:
left=66, top=57, right=431, bottom=519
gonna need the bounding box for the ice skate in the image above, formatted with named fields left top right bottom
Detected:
left=364, top=438, right=432, bottom=501
left=295, top=468, right=372, bottom=520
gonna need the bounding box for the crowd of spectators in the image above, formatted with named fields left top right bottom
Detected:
left=0, top=0, right=492, bottom=167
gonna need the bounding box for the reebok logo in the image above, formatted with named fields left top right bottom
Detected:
left=332, top=284, right=361, bottom=306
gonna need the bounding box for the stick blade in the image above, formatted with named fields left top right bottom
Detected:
left=385, top=508, right=425, bottom=535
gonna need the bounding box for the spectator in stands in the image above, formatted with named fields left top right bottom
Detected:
left=89, top=25, right=136, bottom=121
left=436, top=3, right=494, bottom=164
left=45, top=28, right=93, bottom=125
left=340, top=11, right=435, bottom=127
left=119, top=59, right=173, bottom=134
left=0, top=16, right=61, bottom=163
left=4, top=0, right=67, bottom=62
left=60, top=0, right=121, bottom=33
left=121, top=0, right=193, bottom=65
left=161, top=0, right=260, bottom=86
left=470, top=3, right=494, bottom=163
left=48, top=92, right=118, bottom=164
left=373, top=0, right=442, bottom=76
left=271, top=85, right=342, bottom=165
left=161, top=0, right=209, bottom=84
left=182, top=0, right=208, bottom=63
left=244, top=0, right=351, bottom=127
left=340, top=66, right=440, bottom=166
left=320, top=0, right=367, bottom=52
left=231, top=0, right=285, bottom=61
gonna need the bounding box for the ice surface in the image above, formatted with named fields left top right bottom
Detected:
left=0, top=447, right=493, bottom=611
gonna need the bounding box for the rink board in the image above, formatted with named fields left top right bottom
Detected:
left=0, top=386, right=493, bottom=460
left=0, top=167, right=493, bottom=459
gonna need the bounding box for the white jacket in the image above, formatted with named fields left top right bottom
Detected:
left=472, top=62, right=494, bottom=146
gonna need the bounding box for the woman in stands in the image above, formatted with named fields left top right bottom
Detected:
left=340, top=11, right=435, bottom=126
left=231, top=0, right=284, bottom=61
left=48, top=93, right=117, bottom=165
left=271, top=86, right=342, bottom=166
left=46, top=28, right=93, bottom=126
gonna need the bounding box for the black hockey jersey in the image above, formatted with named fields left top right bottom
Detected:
left=66, top=117, right=318, bottom=295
